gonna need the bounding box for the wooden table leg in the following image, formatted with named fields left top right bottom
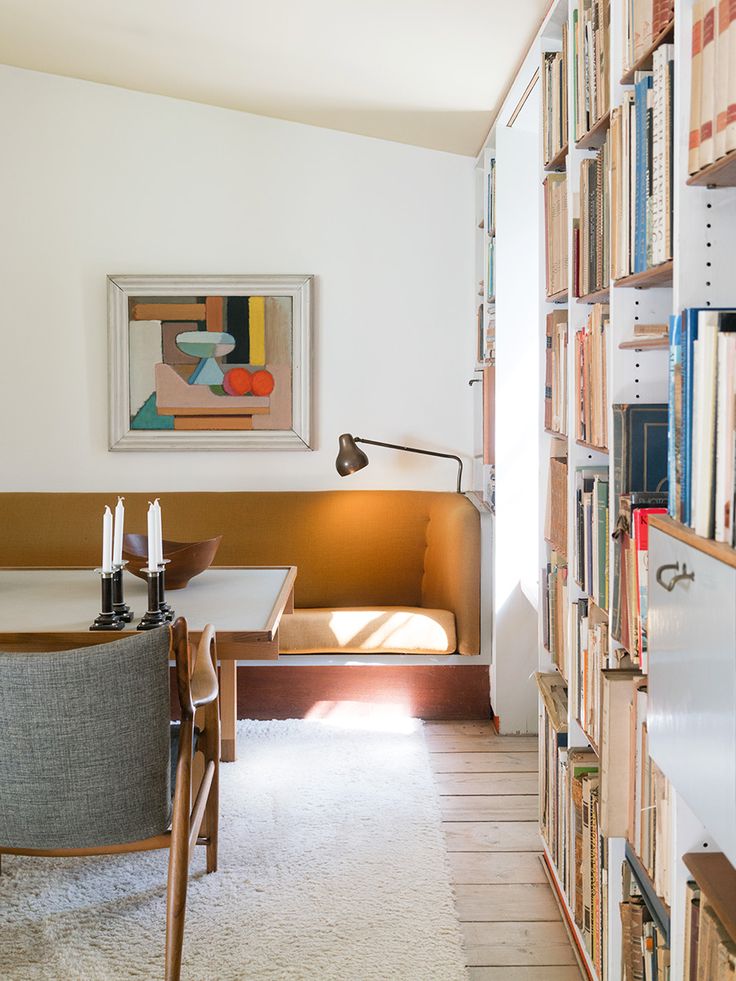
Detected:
left=219, top=660, right=237, bottom=762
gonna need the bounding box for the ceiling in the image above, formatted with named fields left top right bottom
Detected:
left=0, top=0, right=549, bottom=156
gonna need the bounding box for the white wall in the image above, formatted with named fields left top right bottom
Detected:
left=0, top=66, right=474, bottom=492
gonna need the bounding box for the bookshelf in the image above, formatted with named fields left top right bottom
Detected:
left=474, top=0, right=736, bottom=976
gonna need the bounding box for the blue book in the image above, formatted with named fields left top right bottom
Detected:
left=612, top=403, right=669, bottom=524
left=634, top=74, right=652, bottom=274
left=668, top=314, right=682, bottom=520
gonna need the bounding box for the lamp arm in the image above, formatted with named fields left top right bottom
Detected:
left=354, top=437, right=464, bottom=493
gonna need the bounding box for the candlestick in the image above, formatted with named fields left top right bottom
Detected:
left=158, top=558, right=174, bottom=621
left=101, top=506, right=113, bottom=574
left=90, top=569, right=125, bottom=631
left=112, top=496, right=124, bottom=567
left=137, top=568, right=167, bottom=630
left=112, top=561, right=133, bottom=622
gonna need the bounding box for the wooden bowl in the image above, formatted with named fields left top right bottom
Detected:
left=122, top=534, right=222, bottom=589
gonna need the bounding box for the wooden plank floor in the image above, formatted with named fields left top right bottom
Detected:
left=426, top=721, right=583, bottom=981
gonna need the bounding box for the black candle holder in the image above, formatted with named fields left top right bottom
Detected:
left=137, top=568, right=168, bottom=630
left=112, top=561, right=134, bottom=622
left=158, top=558, right=175, bottom=622
left=90, top=570, right=125, bottom=631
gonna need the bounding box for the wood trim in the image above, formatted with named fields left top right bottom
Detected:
left=263, top=566, right=297, bottom=636
left=219, top=664, right=492, bottom=721
left=614, top=259, right=673, bottom=289
left=506, top=68, right=540, bottom=128
left=687, top=148, right=736, bottom=187
left=648, top=515, right=736, bottom=570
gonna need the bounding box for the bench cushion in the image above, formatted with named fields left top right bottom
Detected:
left=280, top=607, right=457, bottom=655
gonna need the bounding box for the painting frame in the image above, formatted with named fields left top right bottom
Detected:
left=108, top=274, right=313, bottom=451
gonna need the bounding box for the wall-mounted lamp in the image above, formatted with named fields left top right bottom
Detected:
left=335, top=433, right=463, bottom=493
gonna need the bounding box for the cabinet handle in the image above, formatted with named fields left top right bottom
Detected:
left=655, top=561, right=695, bottom=592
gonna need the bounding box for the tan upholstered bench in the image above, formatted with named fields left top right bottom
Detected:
left=0, top=490, right=480, bottom=657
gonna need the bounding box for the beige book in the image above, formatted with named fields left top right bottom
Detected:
left=728, top=0, right=736, bottom=150
left=691, top=0, right=705, bottom=172
left=715, top=0, right=731, bottom=158
left=599, top=670, right=639, bottom=836
left=701, top=0, right=718, bottom=168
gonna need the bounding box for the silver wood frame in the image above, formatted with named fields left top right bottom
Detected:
left=108, top=274, right=313, bottom=451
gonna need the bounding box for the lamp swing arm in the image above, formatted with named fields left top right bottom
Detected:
left=352, top=437, right=464, bottom=493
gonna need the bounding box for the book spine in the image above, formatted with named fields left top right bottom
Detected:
left=700, top=0, right=717, bottom=168
left=728, top=0, right=736, bottom=151
left=690, top=0, right=705, bottom=173
left=715, top=0, right=731, bottom=158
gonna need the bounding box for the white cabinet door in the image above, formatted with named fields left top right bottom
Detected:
left=648, top=527, right=736, bottom=866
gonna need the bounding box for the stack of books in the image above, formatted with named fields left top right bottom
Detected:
left=572, top=598, right=608, bottom=747
left=622, top=0, right=674, bottom=73
left=570, top=748, right=607, bottom=976
left=538, top=673, right=569, bottom=877
left=543, top=31, right=569, bottom=165
left=545, top=310, right=568, bottom=435
left=668, top=308, right=736, bottom=543
left=541, top=552, right=569, bottom=676
left=620, top=862, right=670, bottom=980
left=629, top=681, right=672, bottom=906
left=575, top=304, right=609, bottom=449
left=684, top=877, right=736, bottom=976
left=613, top=493, right=667, bottom=668
left=610, top=46, right=674, bottom=278
left=689, top=0, right=736, bottom=176
left=574, top=466, right=609, bottom=609
left=544, top=174, right=569, bottom=297
left=578, top=140, right=611, bottom=297
left=573, top=0, right=611, bottom=141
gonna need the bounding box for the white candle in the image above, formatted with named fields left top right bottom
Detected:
left=112, top=496, right=124, bottom=567
left=147, top=503, right=156, bottom=570
left=153, top=498, right=163, bottom=567
left=101, top=505, right=113, bottom=573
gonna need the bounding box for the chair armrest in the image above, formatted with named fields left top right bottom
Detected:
left=191, top=623, right=218, bottom=708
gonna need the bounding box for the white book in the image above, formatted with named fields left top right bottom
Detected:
left=714, top=333, right=735, bottom=541
left=694, top=312, right=719, bottom=537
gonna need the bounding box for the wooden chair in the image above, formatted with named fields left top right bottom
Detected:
left=0, top=618, right=219, bottom=981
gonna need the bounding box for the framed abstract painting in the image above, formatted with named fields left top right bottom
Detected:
left=108, top=274, right=313, bottom=450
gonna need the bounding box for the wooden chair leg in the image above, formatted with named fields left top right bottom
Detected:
left=219, top=660, right=237, bottom=762
left=165, top=821, right=190, bottom=981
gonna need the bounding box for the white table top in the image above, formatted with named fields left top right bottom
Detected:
left=0, top=567, right=293, bottom=636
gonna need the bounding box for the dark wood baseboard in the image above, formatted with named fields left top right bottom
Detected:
left=172, top=664, right=491, bottom=721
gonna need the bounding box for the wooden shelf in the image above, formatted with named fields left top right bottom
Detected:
left=618, top=337, right=668, bottom=350
left=625, top=842, right=671, bottom=945
left=546, top=288, right=568, bottom=303
left=683, top=852, right=736, bottom=945
left=620, top=19, right=675, bottom=84
left=648, top=514, right=736, bottom=569
left=477, top=219, right=485, bottom=230
left=575, top=110, right=611, bottom=150
left=577, top=286, right=610, bottom=304
left=542, top=847, right=599, bottom=981
left=687, top=148, right=736, bottom=187
left=614, top=260, right=673, bottom=289
left=544, top=427, right=567, bottom=439
left=545, top=143, right=569, bottom=172
left=576, top=439, right=609, bottom=454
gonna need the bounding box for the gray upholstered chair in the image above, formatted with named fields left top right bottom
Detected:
left=0, top=617, right=219, bottom=981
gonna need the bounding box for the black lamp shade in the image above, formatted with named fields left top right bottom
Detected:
left=336, top=433, right=369, bottom=476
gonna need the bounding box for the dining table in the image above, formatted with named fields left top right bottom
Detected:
left=0, top=565, right=297, bottom=762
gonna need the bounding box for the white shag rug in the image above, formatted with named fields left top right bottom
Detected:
left=1, top=718, right=469, bottom=981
